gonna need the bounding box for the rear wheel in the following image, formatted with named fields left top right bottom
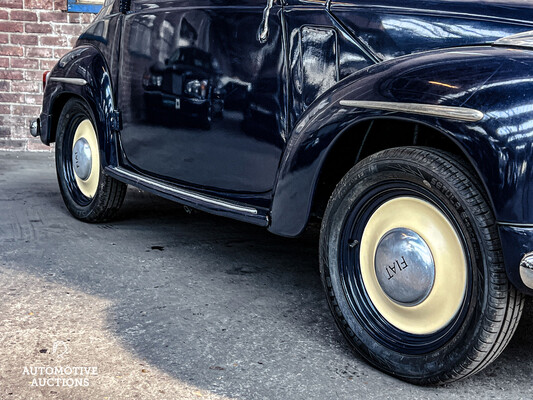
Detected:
left=55, top=98, right=127, bottom=222
left=320, top=147, right=524, bottom=384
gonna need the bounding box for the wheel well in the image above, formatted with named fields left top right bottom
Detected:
left=311, top=118, right=476, bottom=219
left=48, top=93, right=84, bottom=143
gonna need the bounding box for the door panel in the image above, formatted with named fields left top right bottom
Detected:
left=118, top=0, right=286, bottom=194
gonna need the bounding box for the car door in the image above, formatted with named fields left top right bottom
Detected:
left=117, top=0, right=286, bottom=194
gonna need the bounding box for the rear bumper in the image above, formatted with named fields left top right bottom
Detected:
left=499, top=224, right=533, bottom=294
left=29, top=113, right=51, bottom=145
left=29, top=118, right=40, bottom=138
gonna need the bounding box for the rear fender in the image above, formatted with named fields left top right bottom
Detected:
left=40, top=45, right=118, bottom=168
left=269, top=45, right=533, bottom=237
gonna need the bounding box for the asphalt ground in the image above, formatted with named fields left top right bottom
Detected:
left=1, top=150, right=533, bottom=399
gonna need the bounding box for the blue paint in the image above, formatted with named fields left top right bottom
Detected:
left=67, top=0, right=102, bottom=14
left=38, top=0, right=533, bottom=295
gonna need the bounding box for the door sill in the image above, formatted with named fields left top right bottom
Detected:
left=105, top=166, right=270, bottom=227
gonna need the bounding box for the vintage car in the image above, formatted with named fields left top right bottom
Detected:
left=142, top=46, right=224, bottom=129
left=29, top=0, right=533, bottom=384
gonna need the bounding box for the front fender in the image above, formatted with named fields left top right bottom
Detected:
left=40, top=45, right=118, bottom=168
left=269, top=45, right=533, bottom=237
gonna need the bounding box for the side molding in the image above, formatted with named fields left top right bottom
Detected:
left=48, top=77, right=88, bottom=86
left=269, top=45, right=533, bottom=237
left=339, top=100, right=484, bottom=122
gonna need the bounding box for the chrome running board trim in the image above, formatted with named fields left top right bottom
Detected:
left=108, top=166, right=259, bottom=215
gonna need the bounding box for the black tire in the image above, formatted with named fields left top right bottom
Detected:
left=55, top=98, right=127, bottom=222
left=320, top=146, right=524, bottom=384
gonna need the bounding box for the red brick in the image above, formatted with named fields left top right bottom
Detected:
left=39, top=59, right=58, bottom=70
left=0, top=33, right=8, bottom=44
left=11, top=57, right=39, bottom=69
left=69, top=36, right=78, bottom=47
left=0, top=45, right=23, bottom=56
left=56, top=23, right=84, bottom=35
left=0, top=81, right=10, bottom=91
left=12, top=105, right=41, bottom=116
left=0, top=128, right=11, bottom=138
left=25, top=94, right=43, bottom=105
left=40, top=11, right=68, bottom=23
left=68, top=13, right=81, bottom=23
left=26, top=47, right=53, bottom=58
left=26, top=0, right=54, bottom=9
left=11, top=81, right=41, bottom=93
left=0, top=21, right=24, bottom=33
left=54, top=0, right=67, bottom=11
left=11, top=11, right=38, bottom=22
left=0, top=10, right=9, bottom=20
left=24, top=70, right=44, bottom=81
left=1, top=44, right=24, bottom=57
left=10, top=34, right=38, bottom=45
left=1, top=0, right=23, bottom=8
left=0, top=93, right=24, bottom=103
left=0, top=139, right=25, bottom=149
left=12, top=120, right=33, bottom=138
left=25, top=23, right=52, bottom=34
left=0, top=104, right=10, bottom=115
left=40, top=35, right=69, bottom=47
left=0, top=57, right=9, bottom=68
left=53, top=47, right=70, bottom=58
left=81, top=13, right=95, bottom=24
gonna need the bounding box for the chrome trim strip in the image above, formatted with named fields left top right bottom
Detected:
left=494, top=30, right=533, bottom=49
left=49, top=77, right=87, bottom=86
left=497, top=221, right=533, bottom=228
left=110, top=167, right=259, bottom=215
left=339, top=100, right=484, bottom=122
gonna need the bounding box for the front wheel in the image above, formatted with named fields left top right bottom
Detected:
left=320, top=147, right=524, bottom=384
left=55, top=98, right=127, bottom=222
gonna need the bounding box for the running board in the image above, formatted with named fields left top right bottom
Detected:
left=105, top=166, right=269, bottom=227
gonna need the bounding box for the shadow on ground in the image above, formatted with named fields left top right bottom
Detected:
left=2, top=151, right=533, bottom=399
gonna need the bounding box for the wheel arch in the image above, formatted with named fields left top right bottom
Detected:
left=269, top=45, right=533, bottom=237
left=309, top=117, right=494, bottom=222
left=41, top=45, right=118, bottom=167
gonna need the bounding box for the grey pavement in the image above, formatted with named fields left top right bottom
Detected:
left=1, top=150, right=533, bottom=400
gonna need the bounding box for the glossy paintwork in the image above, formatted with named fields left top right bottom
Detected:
left=40, top=45, right=119, bottom=167
left=270, top=46, right=533, bottom=236
left=330, top=0, right=533, bottom=61
left=39, top=0, right=533, bottom=293
left=117, top=0, right=286, bottom=195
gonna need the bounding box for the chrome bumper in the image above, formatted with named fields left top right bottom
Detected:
left=29, top=118, right=40, bottom=138
left=520, top=252, right=533, bottom=289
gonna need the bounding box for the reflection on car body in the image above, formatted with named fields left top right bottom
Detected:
left=32, top=0, right=533, bottom=386
left=142, top=47, right=223, bottom=129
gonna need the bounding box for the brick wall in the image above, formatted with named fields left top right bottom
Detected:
left=0, top=0, right=95, bottom=151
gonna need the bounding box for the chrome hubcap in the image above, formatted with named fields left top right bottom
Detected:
left=374, top=228, right=435, bottom=306
left=72, top=137, right=92, bottom=181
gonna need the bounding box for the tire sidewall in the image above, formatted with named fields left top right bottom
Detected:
left=55, top=98, right=104, bottom=220
left=320, top=148, right=492, bottom=382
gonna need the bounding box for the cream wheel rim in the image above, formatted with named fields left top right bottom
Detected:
left=72, top=119, right=100, bottom=199
left=359, top=196, right=467, bottom=335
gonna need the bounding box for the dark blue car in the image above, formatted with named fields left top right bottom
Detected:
left=30, top=0, right=533, bottom=384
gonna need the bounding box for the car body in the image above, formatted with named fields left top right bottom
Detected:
left=31, top=0, right=533, bottom=384
left=142, top=46, right=224, bottom=129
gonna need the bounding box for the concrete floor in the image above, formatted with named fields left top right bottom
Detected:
left=1, top=150, right=533, bottom=400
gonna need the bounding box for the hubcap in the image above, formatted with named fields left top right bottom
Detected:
left=72, top=137, right=92, bottom=180
left=71, top=119, right=100, bottom=199
left=374, top=228, right=435, bottom=306
left=359, top=196, right=467, bottom=335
